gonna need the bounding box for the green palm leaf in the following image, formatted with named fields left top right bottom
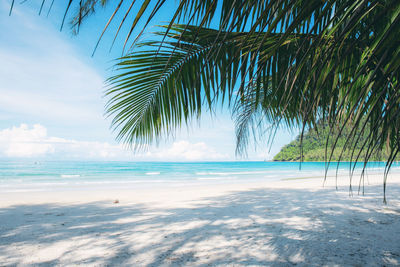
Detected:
left=106, top=25, right=320, bottom=148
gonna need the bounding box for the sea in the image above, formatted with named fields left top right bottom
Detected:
left=1, top=161, right=399, bottom=192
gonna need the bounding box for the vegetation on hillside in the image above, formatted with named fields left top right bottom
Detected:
left=273, top=123, right=391, bottom=162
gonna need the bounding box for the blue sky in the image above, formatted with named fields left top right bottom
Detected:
left=0, top=1, right=296, bottom=161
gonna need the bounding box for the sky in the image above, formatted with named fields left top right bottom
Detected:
left=0, top=0, right=296, bottom=161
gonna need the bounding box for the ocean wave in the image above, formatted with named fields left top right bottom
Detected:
left=145, top=172, right=160, bottom=175
left=60, top=174, right=81, bottom=178
left=196, top=170, right=272, bottom=176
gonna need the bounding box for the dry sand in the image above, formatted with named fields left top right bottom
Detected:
left=1, top=174, right=400, bottom=266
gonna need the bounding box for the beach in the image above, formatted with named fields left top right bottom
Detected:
left=3, top=0, right=399, bottom=266
left=1, top=171, right=400, bottom=266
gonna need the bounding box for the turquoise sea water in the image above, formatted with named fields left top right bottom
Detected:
left=0, top=161, right=398, bottom=192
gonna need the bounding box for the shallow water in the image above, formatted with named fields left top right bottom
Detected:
left=0, top=161, right=398, bottom=192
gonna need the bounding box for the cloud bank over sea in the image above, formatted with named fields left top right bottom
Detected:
left=0, top=124, right=229, bottom=161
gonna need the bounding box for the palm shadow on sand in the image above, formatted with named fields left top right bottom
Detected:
left=1, top=185, right=399, bottom=266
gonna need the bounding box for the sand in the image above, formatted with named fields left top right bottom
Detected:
left=1, top=173, right=400, bottom=266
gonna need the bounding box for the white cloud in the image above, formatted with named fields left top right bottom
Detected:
left=0, top=124, right=132, bottom=159
left=0, top=124, right=54, bottom=157
left=0, top=124, right=229, bottom=161
left=146, top=140, right=229, bottom=161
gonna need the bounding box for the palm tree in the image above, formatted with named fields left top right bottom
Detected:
left=11, top=0, right=400, bottom=201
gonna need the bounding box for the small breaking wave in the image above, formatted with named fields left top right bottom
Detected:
left=196, top=171, right=271, bottom=176
left=61, top=174, right=81, bottom=178
left=146, top=172, right=160, bottom=175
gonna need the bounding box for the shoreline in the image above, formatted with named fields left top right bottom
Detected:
left=0, top=173, right=398, bottom=208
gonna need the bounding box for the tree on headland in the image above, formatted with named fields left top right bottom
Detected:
left=273, top=120, right=397, bottom=162
left=10, top=0, right=400, bottom=202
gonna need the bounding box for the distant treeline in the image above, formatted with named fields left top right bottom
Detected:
left=273, top=122, right=395, bottom=162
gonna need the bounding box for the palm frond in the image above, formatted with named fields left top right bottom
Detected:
left=106, top=25, right=321, bottom=149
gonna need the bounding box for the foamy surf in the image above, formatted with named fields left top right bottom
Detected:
left=196, top=170, right=273, bottom=176
left=61, top=174, right=81, bottom=178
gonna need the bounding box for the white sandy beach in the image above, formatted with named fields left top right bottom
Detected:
left=1, top=174, right=400, bottom=266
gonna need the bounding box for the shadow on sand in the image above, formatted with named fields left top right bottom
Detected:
left=1, top=185, right=400, bottom=266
